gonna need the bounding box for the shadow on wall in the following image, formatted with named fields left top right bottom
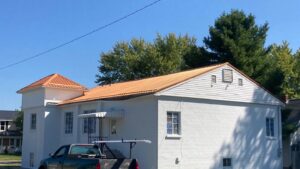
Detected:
left=209, top=88, right=281, bottom=169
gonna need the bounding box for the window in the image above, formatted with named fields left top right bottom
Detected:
left=0, top=139, right=2, bottom=146
left=65, top=112, right=73, bottom=134
left=70, top=145, right=100, bottom=156
left=211, top=75, right=217, bottom=83
left=238, top=78, right=243, bottom=86
left=0, top=121, right=5, bottom=130
left=31, top=114, right=36, bottom=130
left=222, top=69, right=233, bottom=83
left=167, top=112, right=180, bottom=135
left=223, top=158, right=232, bottom=168
left=266, top=117, right=275, bottom=137
left=29, top=152, right=34, bottom=167
left=54, top=146, right=68, bottom=158
left=110, top=119, right=117, bottom=135
left=83, top=110, right=96, bottom=133
left=0, top=121, right=9, bottom=131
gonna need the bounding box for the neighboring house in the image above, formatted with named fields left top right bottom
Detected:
left=283, top=99, right=300, bottom=169
left=0, top=110, right=22, bottom=153
left=18, top=63, right=284, bottom=169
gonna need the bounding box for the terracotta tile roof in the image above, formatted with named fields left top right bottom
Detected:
left=60, top=63, right=226, bottom=105
left=17, top=73, right=87, bottom=93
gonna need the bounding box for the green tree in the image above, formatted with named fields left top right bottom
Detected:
left=96, top=33, right=210, bottom=85
left=203, top=10, right=269, bottom=83
left=292, top=49, right=300, bottom=97
left=264, top=42, right=297, bottom=98
left=13, top=110, right=23, bottom=131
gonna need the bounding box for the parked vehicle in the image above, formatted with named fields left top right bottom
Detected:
left=39, top=140, right=151, bottom=169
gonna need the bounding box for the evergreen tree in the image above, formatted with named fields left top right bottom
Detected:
left=203, top=10, right=269, bottom=83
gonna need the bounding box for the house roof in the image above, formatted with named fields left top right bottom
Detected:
left=60, top=63, right=226, bottom=105
left=0, top=110, right=19, bottom=120
left=17, top=73, right=87, bottom=93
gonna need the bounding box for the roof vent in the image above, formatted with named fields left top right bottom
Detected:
left=222, top=69, right=233, bottom=83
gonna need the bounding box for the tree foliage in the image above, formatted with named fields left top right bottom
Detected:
left=264, top=42, right=297, bottom=98
left=96, top=33, right=210, bottom=85
left=203, top=10, right=269, bottom=83
left=96, top=9, right=300, bottom=100
left=13, top=110, right=23, bottom=131
left=95, top=9, right=300, bottom=139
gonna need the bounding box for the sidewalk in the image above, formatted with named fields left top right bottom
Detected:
left=0, top=161, right=20, bottom=164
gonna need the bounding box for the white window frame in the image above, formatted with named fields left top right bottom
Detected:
left=83, top=110, right=96, bottom=134
left=266, top=117, right=275, bottom=138
left=30, top=114, right=37, bottom=130
left=166, top=111, right=181, bottom=137
left=222, top=69, right=233, bottom=83
left=0, top=121, right=10, bottom=131
left=65, top=112, right=73, bottom=134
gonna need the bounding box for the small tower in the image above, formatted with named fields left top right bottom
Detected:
left=17, top=74, right=86, bottom=169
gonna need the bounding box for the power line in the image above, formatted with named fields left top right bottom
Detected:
left=0, top=0, right=163, bottom=71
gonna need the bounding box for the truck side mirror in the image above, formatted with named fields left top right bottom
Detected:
left=49, top=153, right=54, bottom=157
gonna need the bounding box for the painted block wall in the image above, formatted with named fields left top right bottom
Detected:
left=21, top=107, right=45, bottom=169
left=59, top=96, right=158, bottom=169
left=21, top=87, right=85, bottom=169
left=157, top=97, right=282, bottom=169
left=45, top=88, right=83, bottom=104
left=21, top=89, right=45, bottom=109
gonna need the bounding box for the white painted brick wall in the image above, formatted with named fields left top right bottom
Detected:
left=157, top=97, right=282, bottom=169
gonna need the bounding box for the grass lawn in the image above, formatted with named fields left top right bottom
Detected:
left=0, top=154, right=21, bottom=169
left=0, top=166, right=20, bottom=169
left=0, top=154, right=21, bottom=161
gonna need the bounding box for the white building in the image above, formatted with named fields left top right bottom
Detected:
left=0, top=110, right=22, bottom=153
left=18, top=63, right=284, bottom=169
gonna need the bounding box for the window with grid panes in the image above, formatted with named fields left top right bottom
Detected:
left=167, top=112, right=180, bottom=135
left=266, top=117, right=275, bottom=137
left=65, top=112, right=73, bottom=134
left=83, top=110, right=96, bottom=133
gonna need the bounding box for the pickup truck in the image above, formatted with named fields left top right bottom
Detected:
left=39, top=144, right=139, bottom=169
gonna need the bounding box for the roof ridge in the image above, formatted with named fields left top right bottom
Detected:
left=17, top=73, right=87, bottom=93
left=43, top=73, right=58, bottom=86
left=60, top=63, right=226, bottom=105
left=92, top=62, right=227, bottom=90
left=57, top=74, right=87, bottom=90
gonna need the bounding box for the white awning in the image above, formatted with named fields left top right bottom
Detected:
left=78, top=111, right=124, bottom=119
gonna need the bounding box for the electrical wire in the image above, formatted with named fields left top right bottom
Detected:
left=0, top=0, right=163, bottom=71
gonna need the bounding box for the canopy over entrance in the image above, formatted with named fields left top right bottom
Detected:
left=78, top=110, right=124, bottom=143
left=78, top=111, right=124, bottom=119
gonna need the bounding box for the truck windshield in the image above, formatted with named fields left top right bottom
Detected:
left=69, top=145, right=100, bottom=156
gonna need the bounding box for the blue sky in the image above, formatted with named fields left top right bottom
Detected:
left=1, top=0, right=299, bottom=110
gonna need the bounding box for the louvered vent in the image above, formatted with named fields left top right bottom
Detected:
left=222, top=69, right=233, bottom=83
